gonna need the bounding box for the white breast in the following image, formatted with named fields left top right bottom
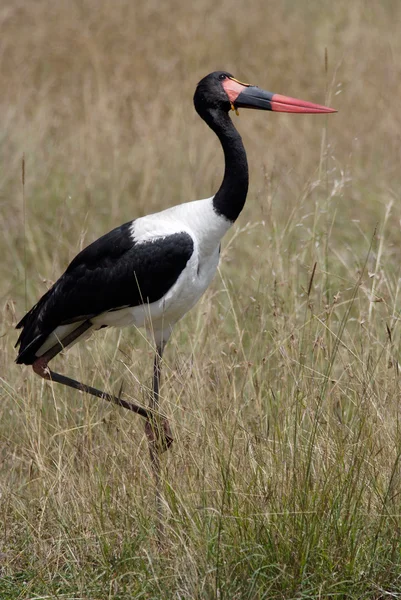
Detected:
left=131, top=196, right=230, bottom=256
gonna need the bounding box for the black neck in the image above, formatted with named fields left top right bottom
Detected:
left=201, top=108, right=249, bottom=222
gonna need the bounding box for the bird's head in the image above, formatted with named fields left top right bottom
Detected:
left=194, top=70, right=337, bottom=116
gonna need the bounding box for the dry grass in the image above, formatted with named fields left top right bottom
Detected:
left=2, top=0, right=401, bottom=597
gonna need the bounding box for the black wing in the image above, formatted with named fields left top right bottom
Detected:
left=16, top=221, right=194, bottom=364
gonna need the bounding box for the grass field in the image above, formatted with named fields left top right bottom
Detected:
left=2, top=0, right=401, bottom=597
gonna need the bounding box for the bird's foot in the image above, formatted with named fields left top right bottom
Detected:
left=145, top=416, right=173, bottom=454
left=32, top=357, right=51, bottom=380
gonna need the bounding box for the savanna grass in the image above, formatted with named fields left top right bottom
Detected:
left=1, top=0, right=401, bottom=597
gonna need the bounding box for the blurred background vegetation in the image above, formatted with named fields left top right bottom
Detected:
left=1, top=0, right=401, bottom=598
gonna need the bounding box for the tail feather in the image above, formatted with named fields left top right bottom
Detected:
left=15, top=286, right=59, bottom=364
left=15, top=332, right=51, bottom=365
left=16, top=281, right=96, bottom=365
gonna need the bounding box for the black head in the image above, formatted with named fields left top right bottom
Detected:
left=194, top=71, right=237, bottom=116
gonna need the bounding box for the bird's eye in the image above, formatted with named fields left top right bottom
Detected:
left=219, top=74, right=227, bottom=81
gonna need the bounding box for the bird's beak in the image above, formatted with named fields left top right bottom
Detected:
left=223, top=77, right=337, bottom=114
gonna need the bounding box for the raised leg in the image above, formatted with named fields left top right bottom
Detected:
left=31, top=321, right=163, bottom=422
left=33, top=356, right=150, bottom=418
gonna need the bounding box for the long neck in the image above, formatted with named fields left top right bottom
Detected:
left=203, top=109, right=249, bottom=222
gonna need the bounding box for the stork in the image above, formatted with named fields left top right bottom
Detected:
left=16, top=71, right=336, bottom=456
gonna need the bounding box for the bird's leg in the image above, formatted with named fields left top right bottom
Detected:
left=144, top=344, right=173, bottom=454
left=31, top=321, right=156, bottom=420
left=144, top=343, right=173, bottom=547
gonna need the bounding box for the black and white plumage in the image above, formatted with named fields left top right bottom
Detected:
left=16, top=222, right=196, bottom=363
left=16, top=71, right=335, bottom=452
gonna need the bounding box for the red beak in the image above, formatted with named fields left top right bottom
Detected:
left=223, top=78, right=336, bottom=114
left=269, top=93, right=336, bottom=114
